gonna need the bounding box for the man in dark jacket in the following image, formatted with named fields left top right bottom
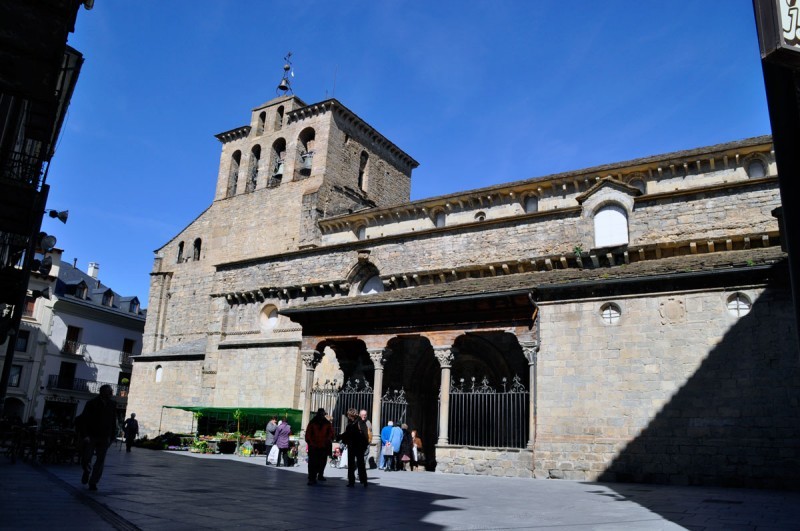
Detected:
left=76, top=384, right=118, bottom=491
left=123, top=413, right=139, bottom=452
left=337, top=408, right=368, bottom=488
left=304, top=408, right=334, bottom=485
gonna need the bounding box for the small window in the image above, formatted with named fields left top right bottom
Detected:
left=628, top=179, right=646, bottom=194
left=227, top=151, right=241, bottom=197
left=297, top=128, right=315, bottom=177
left=594, top=204, right=629, bottom=248
left=746, top=159, right=766, bottom=179
left=9, top=365, right=21, bottom=387
left=356, top=226, right=366, bottom=240
left=358, top=151, right=369, bottom=190
left=257, top=111, right=266, bottom=135
left=260, top=306, right=280, bottom=332
left=75, top=283, right=87, bottom=299
left=129, top=300, right=139, bottom=313
left=524, top=195, right=539, bottom=213
left=177, top=241, right=184, bottom=263
left=269, top=138, right=286, bottom=188
left=727, top=293, right=752, bottom=317
left=155, top=365, right=163, bottom=383
left=474, top=211, right=486, bottom=222
left=15, top=330, right=30, bottom=352
left=275, top=106, right=284, bottom=131
left=193, top=238, right=202, bottom=261
left=359, top=276, right=384, bottom=295
left=246, top=145, right=261, bottom=193
left=102, top=291, right=114, bottom=307
left=23, top=297, right=35, bottom=317
left=600, top=302, right=621, bottom=324
left=434, top=211, right=446, bottom=228
left=122, top=338, right=136, bottom=354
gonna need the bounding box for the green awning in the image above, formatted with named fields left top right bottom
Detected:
left=162, top=406, right=303, bottom=430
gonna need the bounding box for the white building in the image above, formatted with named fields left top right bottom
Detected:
left=2, top=250, right=145, bottom=427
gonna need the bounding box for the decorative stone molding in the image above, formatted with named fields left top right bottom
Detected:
left=519, top=341, right=539, bottom=365
left=434, top=347, right=456, bottom=368
left=367, top=348, right=390, bottom=368
left=300, top=349, right=321, bottom=369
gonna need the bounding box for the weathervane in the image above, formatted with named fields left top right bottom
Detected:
left=277, top=52, right=293, bottom=95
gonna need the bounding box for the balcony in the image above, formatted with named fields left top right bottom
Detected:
left=61, top=340, right=86, bottom=356
left=119, top=351, right=133, bottom=366
left=46, top=375, right=129, bottom=398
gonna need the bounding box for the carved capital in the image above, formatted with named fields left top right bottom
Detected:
left=519, top=341, right=539, bottom=365
left=434, top=346, right=457, bottom=368
left=367, top=348, right=391, bottom=369
left=300, top=349, right=321, bottom=369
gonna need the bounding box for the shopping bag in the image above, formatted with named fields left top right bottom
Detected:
left=267, top=445, right=279, bottom=465
left=383, top=442, right=394, bottom=456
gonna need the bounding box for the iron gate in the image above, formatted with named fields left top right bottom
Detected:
left=379, top=387, right=408, bottom=427
left=441, top=375, right=529, bottom=448
left=310, top=379, right=373, bottom=434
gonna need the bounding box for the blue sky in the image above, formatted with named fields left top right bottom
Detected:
left=46, top=1, right=771, bottom=307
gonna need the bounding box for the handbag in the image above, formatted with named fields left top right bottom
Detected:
left=383, top=442, right=394, bottom=456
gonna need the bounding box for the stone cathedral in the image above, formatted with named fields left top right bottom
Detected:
left=128, top=88, right=800, bottom=488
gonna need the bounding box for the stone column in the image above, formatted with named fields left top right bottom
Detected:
left=435, top=347, right=456, bottom=445
left=367, top=348, right=390, bottom=448
left=300, top=350, right=320, bottom=435
left=520, top=341, right=539, bottom=450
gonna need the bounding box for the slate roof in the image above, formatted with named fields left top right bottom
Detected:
left=136, top=338, right=207, bottom=359
left=282, top=247, right=786, bottom=313
left=55, top=262, right=146, bottom=319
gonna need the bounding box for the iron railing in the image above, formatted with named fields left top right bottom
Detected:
left=380, top=387, right=408, bottom=428
left=311, top=379, right=373, bottom=434
left=61, top=340, right=86, bottom=356
left=46, top=374, right=129, bottom=397
left=442, top=375, right=529, bottom=449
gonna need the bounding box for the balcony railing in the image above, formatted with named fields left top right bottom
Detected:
left=46, top=374, right=129, bottom=398
left=119, top=352, right=133, bottom=366
left=61, top=340, right=86, bottom=356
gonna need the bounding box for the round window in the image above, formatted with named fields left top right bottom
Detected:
left=726, top=293, right=751, bottom=317
left=600, top=302, right=621, bottom=325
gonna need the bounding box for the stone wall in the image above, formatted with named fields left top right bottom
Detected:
left=436, top=446, right=534, bottom=478
left=534, top=284, right=800, bottom=488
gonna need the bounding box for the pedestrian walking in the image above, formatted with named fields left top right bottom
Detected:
left=123, top=413, right=139, bottom=452
left=265, top=416, right=277, bottom=465
left=75, top=384, right=118, bottom=491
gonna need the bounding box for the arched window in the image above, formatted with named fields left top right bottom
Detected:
left=594, top=204, right=629, bottom=248
left=269, top=138, right=286, bottom=187
left=359, top=275, right=384, bottom=295
left=358, top=151, right=369, bottom=190
left=275, top=106, right=284, bottom=131
left=256, top=111, right=266, bottom=135
left=434, top=211, right=446, bottom=228
left=356, top=225, right=366, bottom=240
left=524, top=195, right=539, bottom=213
left=297, top=128, right=315, bottom=178
left=193, top=238, right=202, bottom=261
left=259, top=305, right=279, bottom=332
left=474, top=211, right=486, bottom=221
left=246, top=145, right=261, bottom=193
left=155, top=365, right=163, bottom=383
left=628, top=179, right=646, bottom=194
left=177, top=241, right=184, bottom=263
left=227, top=151, right=241, bottom=197
left=747, top=159, right=766, bottom=179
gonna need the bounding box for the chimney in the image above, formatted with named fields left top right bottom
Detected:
left=88, top=262, right=99, bottom=279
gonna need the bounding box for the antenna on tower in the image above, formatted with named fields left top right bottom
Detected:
left=277, top=52, right=293, bottom=95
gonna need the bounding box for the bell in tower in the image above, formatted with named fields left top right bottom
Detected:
left=276, top=52, right=293, bottom=95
